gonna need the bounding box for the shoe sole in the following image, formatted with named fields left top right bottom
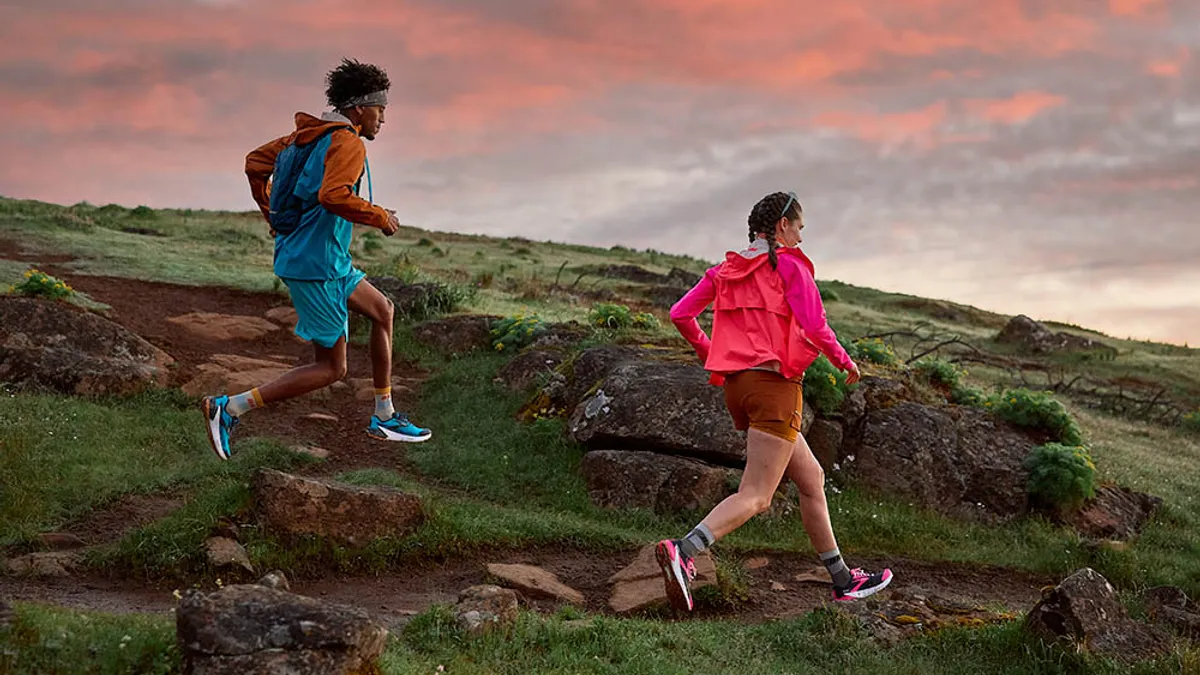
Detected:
left=655, top=540, right=693, bottom=612
left=366, top=427, right=433, bottom=443
left=832, top=569, right=894, bottom=602
left=200, top=397, right=231, bottom=461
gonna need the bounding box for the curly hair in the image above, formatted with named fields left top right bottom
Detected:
left=747, top=191, right=801, bottom=269
left=325, top=58, right=391, bottom=110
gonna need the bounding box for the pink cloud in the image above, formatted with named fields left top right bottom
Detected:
left=964, top=91, right=1066, bottom=125
left=1108, top=0, right=1165, bottom=17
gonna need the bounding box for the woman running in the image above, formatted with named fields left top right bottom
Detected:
left=656, top=191, right=893, bottom=611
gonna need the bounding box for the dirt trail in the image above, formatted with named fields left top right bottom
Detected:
left=1, top=244, right=1055, bottom=625
left=0, top=549, right=1052, bottom=627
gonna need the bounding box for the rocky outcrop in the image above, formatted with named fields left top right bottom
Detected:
left=0, top=296, right=172, bottom=396
left=253, top=470, right=424, bottom=548
left=176, top=584, right=388, bottom=674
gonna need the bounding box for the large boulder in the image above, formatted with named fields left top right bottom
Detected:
left=997, top=315, right=1116, bottom=356
left=526, top=321, right=590, bottom=351
left=844, top=403, right=1037, bottom=522
left=569, top=361, right=745, bottom=466
left=519, top=345, right=652, bottom=420
left=1066, top=486, right=1163, bottom=541
left=1143, top=586, right=1200, bottom=639
left=367, top=277, right=453, bottom=321
left=1026, top=568, right=1168, bottom=660
left=176, top=584, right=387, bottom=675
left=805, top=419, right=843, bottom=474
left=495, top=349, right=565, bottom=392
left=580, top=450, right=736, bottom=514
left=253, top=470, right=424, bottom=547
left=411, top=314, right=500, bottom=354
left=0, top=296, right=173, bottom=396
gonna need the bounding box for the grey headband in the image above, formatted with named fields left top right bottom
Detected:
left=338, top=90, right=388, bottom=109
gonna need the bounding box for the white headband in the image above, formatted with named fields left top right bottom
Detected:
left=338, top=90, right=388, bottom=109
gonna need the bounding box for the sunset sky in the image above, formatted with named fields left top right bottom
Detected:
left=0, top=0, right=1197, bottom=345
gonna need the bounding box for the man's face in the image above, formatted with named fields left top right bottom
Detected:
left=357, top=105, right=385, bottom=140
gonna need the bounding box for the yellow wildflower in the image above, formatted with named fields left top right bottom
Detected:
left=827, top=373, right=837, bottom=386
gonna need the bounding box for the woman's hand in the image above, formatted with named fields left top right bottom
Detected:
left=845, top=360, right=861, bottom=385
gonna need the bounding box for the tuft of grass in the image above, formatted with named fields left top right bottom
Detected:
left=0, top=603, right=179, bottom=674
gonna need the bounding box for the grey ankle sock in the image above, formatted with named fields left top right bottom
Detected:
left=678, top=523, right=714, bottom=558
left=820, top=548, right=853, bottom=588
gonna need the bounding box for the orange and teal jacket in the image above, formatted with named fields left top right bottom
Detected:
left=245, top=112, right=390, bottom=280
left=669, top=239, right=854, bottom=385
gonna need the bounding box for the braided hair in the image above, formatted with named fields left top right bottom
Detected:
left=747, top=192, right=801, bottom=269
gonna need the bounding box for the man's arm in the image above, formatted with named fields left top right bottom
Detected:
left=317, top=130, right=390, bottom=230
left=245, top=136, right=289, bottom=223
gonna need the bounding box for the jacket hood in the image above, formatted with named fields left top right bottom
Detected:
left=715, top=238, right=813, bottom=280
left=286, top=111, right=358, bottom=145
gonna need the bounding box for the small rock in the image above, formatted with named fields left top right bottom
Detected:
left=1026, top=568, right=1169, bottom=660
left=167, top=312, right=279, bottom=341
left=290, top=444, right=330, bottom=460
left=204, top=537, right=254, bottom=574
left=486, top=563, right=585, bottom=605
left=607, top=544, right=717, bottom=613
left=4, top=552, right=81, bottom=578
left=770, top=581, right=788, bottom=592
left=257, top=570, right=290, bottom=591
left=36, top=532, right=86, bottom=550
left=793, top=567, right=833, bottom=585
left=0, top=598, right=12, bottom=628
left=455, top=585, right=519, bottom=637
left=264, top=306, right=298, bottom=329
left=180, top=354, right=292, bottom=399
left=745, top=557, right=770, bottom=570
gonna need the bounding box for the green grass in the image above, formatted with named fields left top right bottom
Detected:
left=389, top=605, right=1194, bottom=675
left=0, top=603, right=179, bottom=674
left=5, top=602, right=1194, bottom=675
left=0, top=388, right=298, bottom=545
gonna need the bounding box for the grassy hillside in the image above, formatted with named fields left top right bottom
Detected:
left=1, top=195, right=1198, bottom=673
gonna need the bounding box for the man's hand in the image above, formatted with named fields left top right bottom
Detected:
left=381, top=209, right=399, bottom=237
left=845, top=360, right=861, bottom=386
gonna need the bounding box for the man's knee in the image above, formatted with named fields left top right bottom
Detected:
left=377, top=296, right=394, bottom=326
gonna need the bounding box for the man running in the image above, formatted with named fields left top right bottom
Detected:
left=202, top=58, right=431, bottom=460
